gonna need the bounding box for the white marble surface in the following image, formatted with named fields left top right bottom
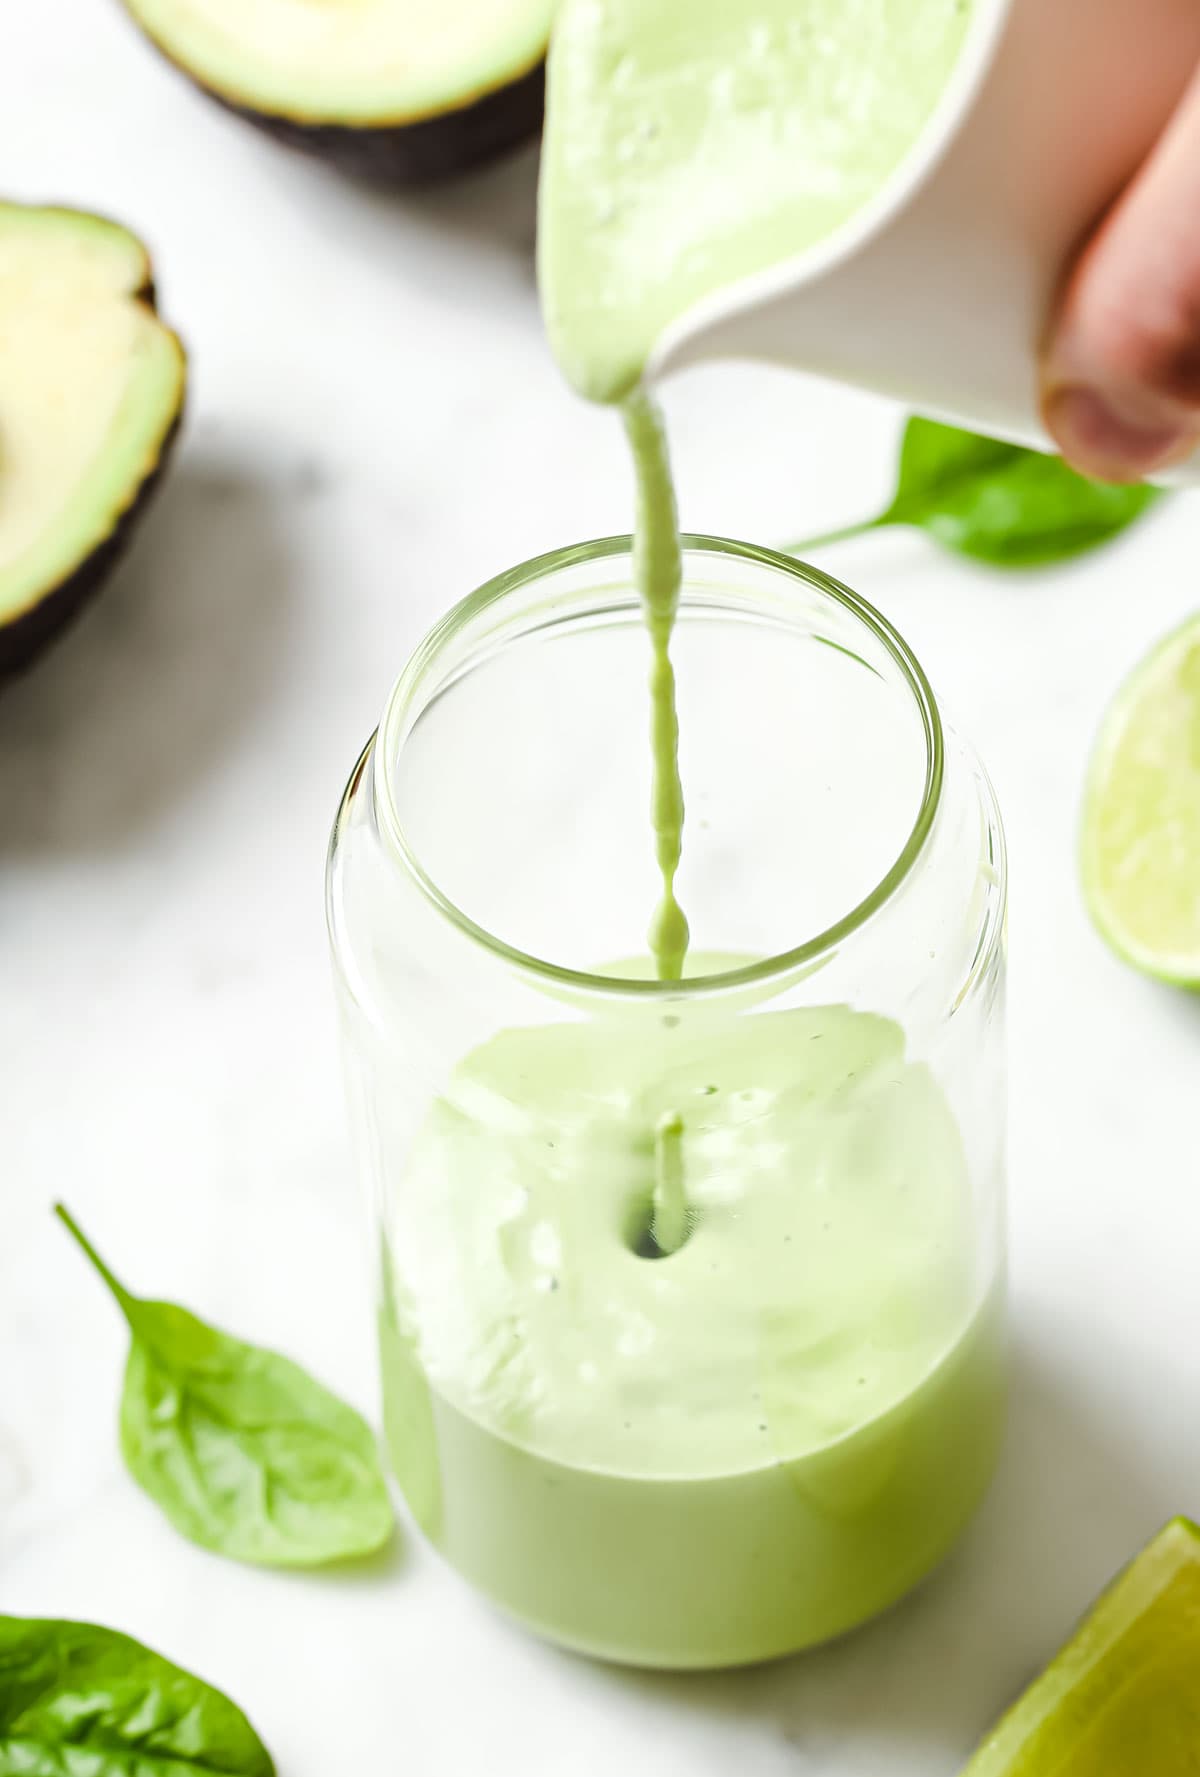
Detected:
left=3, top=4, right=1199, bottom=1771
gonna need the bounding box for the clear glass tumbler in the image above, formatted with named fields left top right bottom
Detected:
left=326, top=536, right=1007, bottom=1670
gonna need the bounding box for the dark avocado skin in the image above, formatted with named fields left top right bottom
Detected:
left=223, top=61, right=546, bottom=183
left=0, top=412, right=182, bottom=683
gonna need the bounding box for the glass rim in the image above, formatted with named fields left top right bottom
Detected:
left=366, top=533, right=951, bottom=1002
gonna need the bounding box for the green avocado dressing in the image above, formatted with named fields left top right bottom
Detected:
left=540, top=0, right=972, bottom=976
left=380, top=1000, right=1005, bottom=1665
left=539, top=0, right=974, bottom=405
left=376, top=0, right=997, bottom=1671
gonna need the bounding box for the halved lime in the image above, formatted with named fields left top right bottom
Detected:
left=1082, top=614, right=1200, bottom=984
left=964, top=1518, right=1200, bottom=1773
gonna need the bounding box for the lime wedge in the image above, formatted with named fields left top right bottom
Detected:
left=964, top=1518, right=1200, bottom=1773
left=1082, top=615, right=1200, bottom=984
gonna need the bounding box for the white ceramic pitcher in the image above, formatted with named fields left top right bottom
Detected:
left=648, top=0, right=1200, bottom=475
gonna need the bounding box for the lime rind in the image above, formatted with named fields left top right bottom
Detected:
left=964, top=1518, right=1200, bottom=1774
left=1081, top=613, right=1200, bottom=987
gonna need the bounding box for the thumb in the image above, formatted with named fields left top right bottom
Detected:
left=1042, top=66, right=1200, bottom=483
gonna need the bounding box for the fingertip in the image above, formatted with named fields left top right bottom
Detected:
left=1038, top=65, right=1200, bottom=481
left=1042, top=384, right=1195, bottom=483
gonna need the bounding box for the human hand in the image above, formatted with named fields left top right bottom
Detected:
left=1042, top=70, right=1200, bottom=483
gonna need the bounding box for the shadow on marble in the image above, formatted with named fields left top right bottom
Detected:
left=588, top=1336, right=1162, bottom=1769
left=0, top=456, right=297, bottom=855
left=1144, top=977, right=1200, bottom=1038
left=275, top=138, right=541, bottom=281
left=378, top=142, right=541, bottom=266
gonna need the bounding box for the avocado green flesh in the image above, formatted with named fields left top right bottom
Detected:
left=539, top=0, right=974, bottom=403
left=965, top=1519, right=1200, bottom=1774
left=0, top=205, right=185, bottom=631
left=121, top=0, right=555, bottom=125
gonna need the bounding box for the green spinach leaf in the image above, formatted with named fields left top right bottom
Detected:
left=56, top=1205, right=394, bottom=1569
left=0, top=1614, right=274, bottom=1775
left=793, top=416, right=1165, bottom=567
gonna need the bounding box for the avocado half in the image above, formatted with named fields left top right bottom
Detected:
left=119, top=0, right=554, bottom=182
left=0, top=205, right=186, bottom=680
